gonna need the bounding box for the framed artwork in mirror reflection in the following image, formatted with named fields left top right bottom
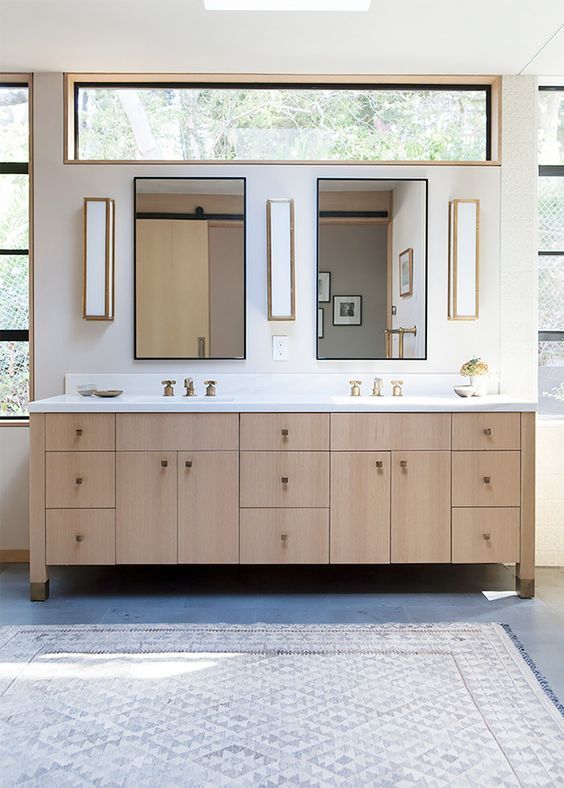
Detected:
left=333, top=295, right=362, bottom=326
left=318, top=271, right=331, bottom=303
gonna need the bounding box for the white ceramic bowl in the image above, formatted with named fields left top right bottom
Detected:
left=77, top=384, right=97, bottom=397
left=454, top=385, right=476, bottom=398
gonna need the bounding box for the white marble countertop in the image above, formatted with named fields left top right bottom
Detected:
left=29, top=393, right=537, bottom=413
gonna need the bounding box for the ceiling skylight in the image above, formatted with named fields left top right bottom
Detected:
left=204, top=1, right=371, bottom=10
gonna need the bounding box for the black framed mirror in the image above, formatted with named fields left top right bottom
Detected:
left=134, top=177, right=246, bottom=359
left=316, top=178, right=428, bottom=360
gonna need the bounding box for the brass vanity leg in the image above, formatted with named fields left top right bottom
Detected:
left=516, top=413, right=535, bottom=599
left=30, top=579, right=50, bottom=602
left=516, top=576, right=534, bottom=599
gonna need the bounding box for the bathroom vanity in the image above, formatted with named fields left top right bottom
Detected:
left=29, top=393, right=535, bottom=601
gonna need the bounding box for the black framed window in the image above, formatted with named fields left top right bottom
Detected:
left=74, top=82, right=492, bottom=162
left=538, top=86, right=564, bottom=416
left=0, top=83, right=30, bottom=420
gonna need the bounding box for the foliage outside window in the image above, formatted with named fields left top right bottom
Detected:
left=538, top=87, right=564, bottom=416
left=0, top=84, right=29, bottom=419
left=76, top=84, right=490, bottom=162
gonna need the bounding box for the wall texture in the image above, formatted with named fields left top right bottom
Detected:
left=32, top=74, right=503, bottom=397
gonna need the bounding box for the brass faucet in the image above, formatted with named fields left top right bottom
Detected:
left=161, top=380, right=176, bottom=397
left=391, top=380, right=404, bottom=397
left=372, top=377, right=384, bottom=397
left=183, top=378, right=196, bottom=397
left=204, top=380, right=217, bottom=397
left=349, top=380, right=362, bottom=397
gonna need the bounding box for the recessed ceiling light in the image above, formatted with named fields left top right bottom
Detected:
left=204, top=1, right=371, bottom=10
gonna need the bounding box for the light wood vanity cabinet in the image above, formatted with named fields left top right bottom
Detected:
left=30, top=410, right=535, bottom=600
left=391, top=451, right=451, bottom=563
left=178, top=451, right=239, bottom=564
left=116, top=451, right=178, bottom=565
left=330, top=452, right=390, bottom=564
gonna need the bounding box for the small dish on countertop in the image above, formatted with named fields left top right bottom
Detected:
left=77, top=384, right=97, bottom=397
left=93, top=389, right=123, bottom=398
left=454, top=385, right=476, bottom=398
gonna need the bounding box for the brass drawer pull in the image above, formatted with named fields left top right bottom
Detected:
left=161, top=460, right=168, bottom=468
left=75, top=477, right=83, bottom=485
left=400, top=460, right=408, bottom=470
left=281, top=429, right=289, bottom=437
left=75, top=534, right=84, bottom=543
left=482, top=533, right=491, bottom=541
left=483, top=476, right=491, bottom=484
left=75, top=428, right=83, bottom=437
left=376, top=461, right=383, bottom=469
left=483, top=428, right=492, bottom=436
left=281, top=476, right=289, bottom=484
left=185, top=460, right=192, bottom=468
left=280, top=533, right=289, bottom=544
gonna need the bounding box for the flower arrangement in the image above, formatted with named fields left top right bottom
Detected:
left=460, top=358, right=489, bottom=377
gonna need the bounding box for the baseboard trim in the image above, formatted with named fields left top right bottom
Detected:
left=0, top=549, right=30, bottom=563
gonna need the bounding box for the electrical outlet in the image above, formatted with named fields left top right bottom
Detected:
left=272, top=335, right=289, bottom=361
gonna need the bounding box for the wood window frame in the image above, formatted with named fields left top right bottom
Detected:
left=0, top=73, right=33, bottom=425
left=64, top=73, right=501, bottom=165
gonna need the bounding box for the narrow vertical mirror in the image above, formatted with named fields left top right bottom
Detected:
left=317, top=179, right=427, bottom=360
left=83, top=197, right=114, bottom=320
left=135, top=177, right=246, bottom=359
left=267, top=198, right=295, bottom=321
left=448, top=198, right=479, bottom=320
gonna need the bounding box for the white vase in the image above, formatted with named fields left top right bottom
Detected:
left=470, top=375, right=488, bottom=397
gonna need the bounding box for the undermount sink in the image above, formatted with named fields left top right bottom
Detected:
left=331, top=395, right=397, bottom=404
left=127, top=395, right=236, bottom=403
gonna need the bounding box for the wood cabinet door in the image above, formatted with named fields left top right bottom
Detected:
left=330, top=452, right=391, bottom=564
left=178, top=452, right=239, bottom=564
left=391, top=451, right=451, bottom=563
left=116, top=452, right=177, bottom=564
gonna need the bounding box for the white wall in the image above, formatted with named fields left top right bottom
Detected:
left=32, top=74, right=503, bottom=398
left=0, top=73, right=548, bottom=556
left=391, top=181, right=426, bottom=358
left=0, top=427, right=29, bottom=550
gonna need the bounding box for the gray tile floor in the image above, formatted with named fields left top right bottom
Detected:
left=1, top=562, right=564, bottom=701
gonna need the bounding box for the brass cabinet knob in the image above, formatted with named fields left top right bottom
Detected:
left=185, top=460, right=192, bottom=468
left=75, top=534, right=84, bottom=542
left=375, top=461, right=383, bottom=469
left=75, top=477, right=83, bottom=485
left=281, top=429, right=289, bottom=437
left=483, top=476, right=491, bottom=484
left=281, top=476, right=289, bottom=484
left=161, top=460, right=168, bottom=468
left=280, top=533, right=289, bottom=544
left=482, top=533, right=491, bottom=541
left=483, top=428, right=492, bottom=436
left=75, top=428, right=83, bottom=437
left=400, top=460, right=408, bottom=470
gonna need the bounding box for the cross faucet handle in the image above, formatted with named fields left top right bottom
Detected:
left=204, top=380, right=217, bottom=397
left=161, top=380, right=176, bottom=397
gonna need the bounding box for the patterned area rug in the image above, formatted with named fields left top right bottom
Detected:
left=1, top=623, right=563, bottom=786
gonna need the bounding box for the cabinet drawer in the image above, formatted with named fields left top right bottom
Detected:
left=452, top=508, right=520, bottom=563
left=46, top=509, right=115, bottom=565
left=240, top=414, right=329, bottom=451
left=46, top=414, right=115, bottom=451
left=46, top=452, right=115, bottom=508
left=240, top=452, right=329, bottom=508
left=331, top=413, right=451, bottom=451
left=452, top=451, right=520, bottom=507
left=452, top=413, right=520, bottom=451
left=116, top=413, right=238, bottom=451
left=240, top=509, right=329, bottom=564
